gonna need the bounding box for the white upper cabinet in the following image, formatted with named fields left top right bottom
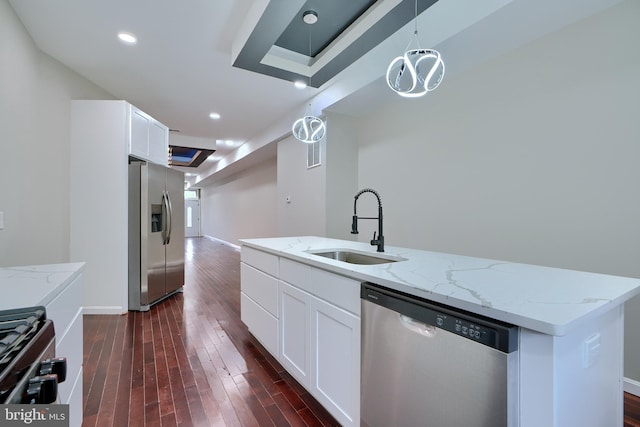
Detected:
left=129, top=105, right=169, bottom=166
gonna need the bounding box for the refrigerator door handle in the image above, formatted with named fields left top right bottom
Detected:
left=165, top=190, right=173, bottom=245
left=161, top=191, right=170, bottom=245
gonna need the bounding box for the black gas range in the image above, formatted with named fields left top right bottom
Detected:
left=0, top=306, right=67, bottom=404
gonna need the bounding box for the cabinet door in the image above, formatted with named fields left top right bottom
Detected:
left=279, top=281, right=311, bottom=387
left=129, top=106, right=169, bottom=166
left=130, top=107, right=150, bottom=160
left=148, top=120, right=168, bottom=166
left=310, top=297, right=360, bottom=427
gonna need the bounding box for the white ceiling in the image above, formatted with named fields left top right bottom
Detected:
left=8, top=0, right=624, bottom=183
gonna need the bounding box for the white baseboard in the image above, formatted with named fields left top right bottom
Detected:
left=204, top=235, right=241, bottom=251
left=83, top=306, right=126, bottom=315
left=624, top=377, right=640, bottom=397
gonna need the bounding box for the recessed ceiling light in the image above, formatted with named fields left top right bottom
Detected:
left=209, top=112, right=221, bottom=120
left=294, top=81, right=307, bottom=90
left=302, top=10, right=318, bottom=25
left=117, top=32, right=137, bottom=45
left=225, top=140, right=234, bottom=146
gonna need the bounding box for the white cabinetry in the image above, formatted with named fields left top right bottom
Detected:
left=241, top=247, right=361, bottom=427
left=129, top=105, right=169, bottom=166
left=279, top=281, right=311, bottom=385
left=47, top=273, right=84, bottom=427
left=71, top=100, right=169, bottom=313
left=240, top=247, right=279, bottom=356
left=310, top=297, right=359, bottom=427
left=279, top=258, right=360, bottom=427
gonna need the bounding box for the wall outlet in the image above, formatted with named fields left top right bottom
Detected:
left=583, top=333, right=601, bottom=368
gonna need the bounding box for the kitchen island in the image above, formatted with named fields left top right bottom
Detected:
left=240, top=236, right=640, bottom=427
left=0, top=263, right=85, bottom=427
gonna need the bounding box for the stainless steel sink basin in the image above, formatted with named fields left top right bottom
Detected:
left=306, top=249, right=405, bottom=265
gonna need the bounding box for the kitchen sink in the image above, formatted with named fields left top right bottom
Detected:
left=306, top=249, right=405, bottom=265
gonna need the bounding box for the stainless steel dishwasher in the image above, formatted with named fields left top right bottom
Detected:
left=361, top=282, right=519, bottom=427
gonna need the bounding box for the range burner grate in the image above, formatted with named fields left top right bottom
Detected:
left=0, top=306, right=53, bottom=403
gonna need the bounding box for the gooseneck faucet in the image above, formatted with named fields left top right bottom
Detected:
left=351, top=188, right=384, bottom=252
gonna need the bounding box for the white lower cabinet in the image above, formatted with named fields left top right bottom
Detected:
left=45, top=271, right=84, bottom=427
left=279, top=280, right=360, bottom=426
left=279, top=281, right=311, bottom=386
left=310, top=296, right=360, bottom=427
left=240, top=293, right=279, bottom=356
left=241, top=247, right=360, bottom=427
left=240, top=258, right=279, bottom=356
left=279, top=275, right=360, bottom=427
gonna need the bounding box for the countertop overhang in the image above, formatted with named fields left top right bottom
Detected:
left=240, top=236, right=640, bottom=336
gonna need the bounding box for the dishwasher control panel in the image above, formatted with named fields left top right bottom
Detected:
left=437, top=314, right=498, bottom=347
left=362, top=282, right=518, bottom=353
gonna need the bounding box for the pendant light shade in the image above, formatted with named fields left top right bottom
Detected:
left=386, top=48, right=444, bottom=97
left=386, top=0, right=444, bottom=98
left=292, top=115, right=326, bottom=143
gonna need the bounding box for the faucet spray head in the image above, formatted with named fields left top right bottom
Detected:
left=351, top=215, right=359, bottom=234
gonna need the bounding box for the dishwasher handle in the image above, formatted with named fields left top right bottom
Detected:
left=400, top=314, right=437, bottom=337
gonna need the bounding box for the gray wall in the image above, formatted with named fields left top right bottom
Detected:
left=0, top=2, right=113, bottom=267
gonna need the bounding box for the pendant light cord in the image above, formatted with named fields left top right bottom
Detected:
left=308, top=22, right=312, bottom=88
left=405, top=0, right=420, bottom=51
left=414, top=0, right=418, bottom=35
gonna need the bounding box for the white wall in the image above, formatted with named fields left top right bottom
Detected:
left=352, top=0, right=640, bottom=380
left=200, top=157, right=277, bottom=246
left=277, top=135, right=326, bottom=237
left=0, top=2, right=113, bottom=267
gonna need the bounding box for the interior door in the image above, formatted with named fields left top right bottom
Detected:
left=185, top=199, right=201, bottom=237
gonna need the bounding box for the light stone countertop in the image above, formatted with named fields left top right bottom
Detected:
left=240, top=236, right=640, bottom=336
left=0, top=262, right=85, bottom=311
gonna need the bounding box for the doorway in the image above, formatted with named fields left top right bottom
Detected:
left=184, top=190, right=201, bottom=237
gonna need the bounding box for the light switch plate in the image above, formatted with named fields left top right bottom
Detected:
left=0, top=211, right=4, bottom=230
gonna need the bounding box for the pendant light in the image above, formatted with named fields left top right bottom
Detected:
left=386, top=0, right=445, bottom=97
left=292, top=10, right=326, bottom=144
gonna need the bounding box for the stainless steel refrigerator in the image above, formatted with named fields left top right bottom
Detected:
left=128, top=160, right=185, bottom=311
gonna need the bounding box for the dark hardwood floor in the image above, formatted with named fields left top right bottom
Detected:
left=83, top=236, right=640, bottom=426
left=628, top=392, right=640, bottom=427
left=82, top=237, right=339, bottom=427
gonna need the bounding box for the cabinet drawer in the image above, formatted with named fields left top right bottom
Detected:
left=280, top=258, right=313, bottom=293
left=241, top=292, right=278, bottom=357
left=241, top=263, right=278, bottom=316
left=312, top=269, right=361, bottom=316
left=241, top=246, right=279, bottom=277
